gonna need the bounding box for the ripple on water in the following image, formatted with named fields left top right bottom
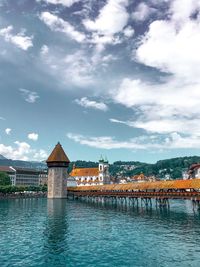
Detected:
left=0, top=198, right=200, bottom=267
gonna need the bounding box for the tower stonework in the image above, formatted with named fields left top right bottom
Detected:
left=46, top=142, right=70, bottom=198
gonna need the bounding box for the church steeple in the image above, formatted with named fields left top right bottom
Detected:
left=99, top=155, right=104, bottom=163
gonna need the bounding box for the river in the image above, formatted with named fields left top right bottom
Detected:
left=0, top=198, right=200, bottom=267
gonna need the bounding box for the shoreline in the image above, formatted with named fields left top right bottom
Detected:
left=0, top=192, right=47, bottom=199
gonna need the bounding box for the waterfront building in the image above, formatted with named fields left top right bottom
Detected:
left=39, top=170, right=48, bottom=185
left=70, top=156, right=110, bottom=186
left=14, top=167, right=40, bottom=186
left=0, top=166, right=46, bottom=186
left=46, top=142, right=70, bottom=198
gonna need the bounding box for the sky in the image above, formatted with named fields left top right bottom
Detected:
left=1, top=0, right=200, bottom=163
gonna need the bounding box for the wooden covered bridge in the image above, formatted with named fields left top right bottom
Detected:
left=68, top=179, right=200, bottom=206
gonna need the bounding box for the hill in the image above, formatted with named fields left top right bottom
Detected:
left=0, top=155, right=200, bottom=179
left=0, top=154, right=7, bottom=160
left=69, top=156, right=200, bottom=179
left=0, top=157, right=46, bottom=169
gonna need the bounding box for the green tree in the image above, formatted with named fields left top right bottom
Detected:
left=0, top=172, right=11, bottom=186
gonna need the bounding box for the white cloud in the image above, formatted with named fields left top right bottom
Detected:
left=33, top=149, right=48, bottom=160
left=0, top=117, right=5, bottom=120
left=123, top=26, right=135, bottom=37
left=67, top=133, right=146, bottom=149
left=136, top=19, right=200, bottom=81
left=75, top=97, right=108, bottom=111
left=40, top=44, right=118, bottom=88
left=132, top=3, right=156, bottom=22
left=109, top=0, right=200, bottom=145
left=40, top=44, right=49, bottom=55
left=63, top=51, right=94, bottom=86
left=83, top=0, right=129, bottom=50
left=38, top=0, right=80, bottom=7
left=40, top=49, right=97, bottom=87
left=40, top=12, right=85, bottom=43
left=112, top=78, right=200, bottom=135
left=0, top=25, right=33, bottom=50
left=19, top=88, right=39, bottom=103
left=83, top=0, right=129, bottom=35
left=5, top=128, right=11, bottom=135
left=0, top=141, right=47, bottom=161
left=28, top=133, right=39, bottom=141
left=170, top=0, right=200, bottom=22
left=67, top=132, right=200, bottom=150
left=0, top=141, right=30, bottom=160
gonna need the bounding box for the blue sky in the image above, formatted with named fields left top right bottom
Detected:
left=1, top=0, right=200, bottom=163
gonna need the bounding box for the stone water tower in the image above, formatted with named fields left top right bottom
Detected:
left=46, top=142, right=70, bottom=198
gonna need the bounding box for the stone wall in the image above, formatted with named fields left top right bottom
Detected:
left=48, top=167, right=68, bottom=198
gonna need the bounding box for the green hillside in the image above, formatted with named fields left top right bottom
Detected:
left=69, top=156, right=200, bottom=179
left=1, top=155, right=200, bottom=179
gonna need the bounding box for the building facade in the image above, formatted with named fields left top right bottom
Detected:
left=0, top=166, right=46, bottom=186
left=39, top=170, right=48, bottom=185
left=70, top=157, right=110, bottom=186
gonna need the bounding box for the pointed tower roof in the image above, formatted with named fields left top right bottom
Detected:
left=104, top=156, right=109, bottom=163
left=46, top=142, right=70, bottom=163
left=99, top=154, right=104, bottom=163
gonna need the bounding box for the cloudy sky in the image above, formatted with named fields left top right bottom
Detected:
left=1, top=0, right=200, bottom=163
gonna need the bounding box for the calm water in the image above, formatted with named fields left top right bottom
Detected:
left=0, top=198, right=200, bottom=267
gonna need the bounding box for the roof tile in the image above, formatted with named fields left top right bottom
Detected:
left=46, top=142, right=70, bottom=163
left=70, top=168, right=99, bottom=177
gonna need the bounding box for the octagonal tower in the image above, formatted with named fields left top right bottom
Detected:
left=46, top=142, right=70, bottom=198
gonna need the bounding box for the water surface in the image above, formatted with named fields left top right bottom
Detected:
left=0, top=198, right=200, bottom=267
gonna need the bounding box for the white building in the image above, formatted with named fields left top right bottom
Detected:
left=0, top=166, right=46, bottom=186
left=69, top=157, right=110, bottom=186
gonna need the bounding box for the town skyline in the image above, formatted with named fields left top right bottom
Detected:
left=1, top=0, right=200, bottom=163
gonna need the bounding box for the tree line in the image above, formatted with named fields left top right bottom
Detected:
left=0, top=171, right=47, bottom=194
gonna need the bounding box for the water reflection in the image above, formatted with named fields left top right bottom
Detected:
left=43, top=199, right=68, bottom=267
left=76, top=198, right=200, bottom=228
left=1, top=198, right=200, bottom=267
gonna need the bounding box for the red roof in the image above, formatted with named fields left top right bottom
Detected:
left=70, top=168, right=99, bottom=177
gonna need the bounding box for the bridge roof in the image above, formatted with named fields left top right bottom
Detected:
left=68, top=179, right=200, bottom=191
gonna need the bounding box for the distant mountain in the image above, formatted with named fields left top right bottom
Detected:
left=0, top=157, right=46, bottom=169
left=0, top=154, right=7, bottom=160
